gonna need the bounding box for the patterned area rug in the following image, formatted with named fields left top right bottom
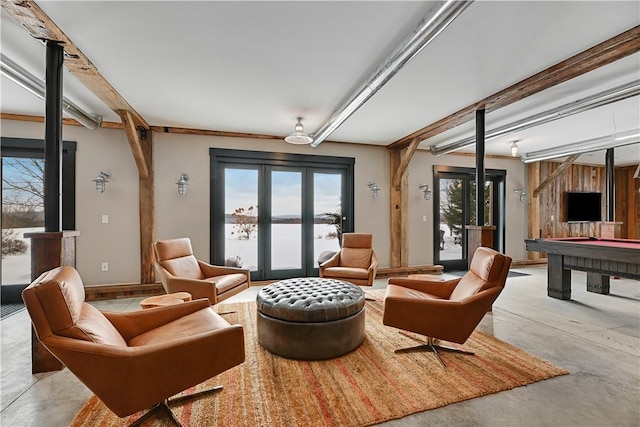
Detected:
left=71, top=290, right=568, bottom=426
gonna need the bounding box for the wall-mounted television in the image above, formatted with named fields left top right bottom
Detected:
left=565, top=192, right=602, bottom=222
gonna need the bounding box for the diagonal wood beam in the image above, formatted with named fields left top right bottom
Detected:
left=389, top=26, right=640, bottom=150
left=1, top=0, right=148, bottom=129
left=532, top=154, right=580, bottom=198
left=119, top=110, right=149, bottom=180
left=391, top=137, right=421, bottom=189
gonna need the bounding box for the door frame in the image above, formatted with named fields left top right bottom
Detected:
left=210, top=148, right=354, bottom=281
left=433, top=165, right=506, bottom=271
left=1, top=137, right=76, bottom=302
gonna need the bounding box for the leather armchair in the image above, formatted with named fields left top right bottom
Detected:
left=319, top=233, right=378, bottom=286
left=383, top=247, right=512, bottom=367
left=153, top=237, right=250, bottom=305
left=22, top=266, right=245, bottom=423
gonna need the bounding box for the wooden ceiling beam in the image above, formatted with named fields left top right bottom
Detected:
left=1, top=0, right=148, bottom=129
left=391, top=137, right=421, bottom=189
left=389, top=26, right=640, bottom=150
left=120, top=110, right=149, bottom=180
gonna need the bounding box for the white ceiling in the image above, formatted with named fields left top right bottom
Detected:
left=1, top=1, right=639, bottom=165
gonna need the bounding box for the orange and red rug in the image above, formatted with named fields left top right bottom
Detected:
left=71, top=290, right=568, bottom=426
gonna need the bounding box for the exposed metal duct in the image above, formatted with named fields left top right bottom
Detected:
left=521, top=128, right=640, bottom=164
left=309, top=0, right=473, bottom=148
left=1, top=53, right=102, bottom=129
left=430, top=79, right=640, bottom=156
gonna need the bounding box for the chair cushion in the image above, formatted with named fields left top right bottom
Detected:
left=207, top=273, right=248, bottom=294
left=342, top=233, right=372, bottom=249
left=27, top=267, right=86, bottom=335
left=154, top=238, right=194, bottom=260
left=450, top=248, right=506, bottom=300
left=321, top=267, right=369, bottom=280
left=62, top=304, right=127, bottom=346
left=340, top=248, right=372, bottom=269
left=127, top=308, right=229, bottom=347
left=160, top=255, right=204, bottom=280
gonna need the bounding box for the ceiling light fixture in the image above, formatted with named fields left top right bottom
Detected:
left=521, top=129, right=640, bottom=164
left=0, top=53, right=103, bottom=130
left=430, top=79, right=640, bottom=156
left=284, top=117, right=313, bottom=145
left=510, top=140, right=519, bottom=157
left=309, top=0, right=472, bottom=148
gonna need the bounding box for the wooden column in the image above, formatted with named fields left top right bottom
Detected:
left=24, top=230, right=79, bottom=373
left=466, top=225, right=496, bottom=266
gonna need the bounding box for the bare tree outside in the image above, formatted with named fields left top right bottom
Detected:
left=2, top=157, right=44, bottom=258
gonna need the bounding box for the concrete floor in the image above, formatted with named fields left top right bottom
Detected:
left=1, top=266, right=639, bottom=426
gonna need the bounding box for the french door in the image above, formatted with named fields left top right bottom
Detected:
left=433, top=166, right=505, bottom=271
left=210, top=149, right=354, bottom=281
left=1, top=138, right=76, bottom=303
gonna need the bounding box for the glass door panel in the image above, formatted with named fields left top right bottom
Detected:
left=1, top=157, right=45, bottom=286
left=224, top=168, right=258, bottom=271
left=313, top=172, right=342, bottom=265
left=270, top=170, right=302, bottom=271
left=439, top=178, right=464, bottom=262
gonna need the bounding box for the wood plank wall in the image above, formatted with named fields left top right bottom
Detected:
left=527, top=162, right=639, bottom=260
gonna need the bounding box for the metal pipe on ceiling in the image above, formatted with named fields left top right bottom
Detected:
left=430, top=79, right=640, bottom=156
left=520, top=128, right=640, bottom=164
left=309, top=0, right=473, bottom=148
left=0, top=53, right=102, bottom=130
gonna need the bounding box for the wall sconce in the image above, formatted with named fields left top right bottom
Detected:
left=176, top=173, right=189, bottom=195
left=513, top=187, right=527, bottom=203
left=367, top=181, right=380, bottom=199
left=418, top=184, right=432, bottom=200
left=92, top=171, right=111, bottom=193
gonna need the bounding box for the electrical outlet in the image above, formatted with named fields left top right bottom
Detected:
left=101, top=262, right=109, bottom=272
left=102, top=214, right=109, bottom=224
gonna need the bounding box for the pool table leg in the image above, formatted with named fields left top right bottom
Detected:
left=586, top=272, right=610, bottom=294
left=547, top=254, right=572, bottom=300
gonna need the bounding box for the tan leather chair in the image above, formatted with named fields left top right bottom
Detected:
left=22, top=266, right=245, bottom=424
left=319, top=233, right=378, bottom=286
left=153, top=237, right=250, bottom=305
left=383, top=247, right=512, bottom=367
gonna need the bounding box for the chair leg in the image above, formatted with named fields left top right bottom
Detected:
left=394, top=336, right=474, bottom=368
left=128, top=385, right=224, bottom=427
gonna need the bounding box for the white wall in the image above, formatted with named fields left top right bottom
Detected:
left=2, top=119, right=527, bottom=285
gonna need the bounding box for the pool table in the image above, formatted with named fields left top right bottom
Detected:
left=525, top=237, right=640, bottom=300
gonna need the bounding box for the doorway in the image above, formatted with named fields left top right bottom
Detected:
left=210, top=149, right=354, bottom=281
left=433, top=166, right=505, bottom=271
left=1, top=137, right=76, bottom=303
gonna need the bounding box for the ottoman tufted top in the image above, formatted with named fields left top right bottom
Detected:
left=257, top=278, right=365, bottom=323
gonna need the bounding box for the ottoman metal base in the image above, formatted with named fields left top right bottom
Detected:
left=257, top=308, right=365, bottom=360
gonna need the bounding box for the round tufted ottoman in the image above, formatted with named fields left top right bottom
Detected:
left=256, top=277, right=365, bottom=360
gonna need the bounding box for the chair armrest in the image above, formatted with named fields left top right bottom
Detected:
left=198, top=261, right=250, bottom=278
left=368, top=251, right=379, bottom=281
left=103, top=299, right=210, bottom=341
left=387, top=276, right=460, bottom=299
left=320, top=251, right=341, bottom=269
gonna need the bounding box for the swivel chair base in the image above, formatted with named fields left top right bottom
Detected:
left=395, top=336, right=474, bottom=368
left=130, top=385, right=223, bottom=427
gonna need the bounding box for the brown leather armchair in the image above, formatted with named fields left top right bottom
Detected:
left=22, top=266, right=245, bottom=424
left=153, top=237, right=250, bottom=305
left=383, top=247, right=512, bottom=367
left=319, top=233, right=378, bottom=286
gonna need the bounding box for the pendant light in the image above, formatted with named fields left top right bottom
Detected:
left=285, top=117, right=313, bottom=145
